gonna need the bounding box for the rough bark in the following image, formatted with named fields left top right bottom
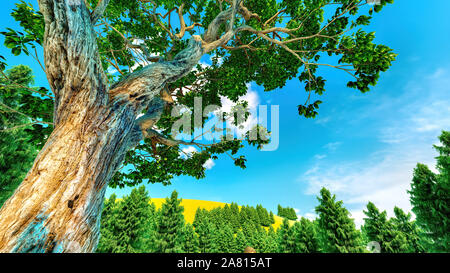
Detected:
left=0, top=0, right=204, bottom=252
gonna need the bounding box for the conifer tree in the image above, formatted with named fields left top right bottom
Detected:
left=234, top=230, right=248, bottom=253
left=242, top=221, right=258, bottom=248
left=293, top=218, right=320, bottom=253
left=363, top=202, right=408, bottom=253
left=265, top=226, right=279, bottom=253
left=409, top=131, right=450, bottom=252
left=155, top=190, right=185, bottom=253
left=97, top=194, right=119, bottom=253
left=182, top=223, right=200, bottom=253
left=114, top=186, right=153, bottom=253
left=315, top=188, right=364, bottom=253
left=277, top=218, right=296, bottom=253
left=288, top=208, right=298, bottom=220
left=229, top=203, right=241, bottom=232
left=269, top=211, right=276, bottom=225
left=196, top=216, right=217, bottom=253
left=193, top=208, right=206, bottom=229
left=256, top=205, right=271, bottom=227
left=141, top=201, right=158, bottom=253
left=277, top=205, right=284, bottom=218
left=277, top=205, right=298, bottom=220
left=215, top=223, right=235, bottom=253
left=391, top=207, right=425, bottom=253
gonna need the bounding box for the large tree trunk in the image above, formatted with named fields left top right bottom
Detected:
left=0, top=0, right=203, bottom=252
left=0, top=102, right=140, bottom=252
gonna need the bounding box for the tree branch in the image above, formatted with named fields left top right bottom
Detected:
left=109, top=36, right=204, bottom=104
left=0, top=101, right=53, bottom=126
left=38, top=0, right=108, bottom=125
left=91, top=0, right=110, bottom=24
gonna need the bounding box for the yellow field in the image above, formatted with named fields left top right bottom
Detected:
left=150, top=198, right=290, bottom=230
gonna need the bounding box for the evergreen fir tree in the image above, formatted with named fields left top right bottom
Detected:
left=242, top=221, right=257, bottom=248
left=141, top=201, right=158, bottom=252
left=409, top=131, right=450, bottom=252
left=114, top=186, right=152, bottom=253
left=256, top=205, right=271, bottom=227
left=229, top=203, right=241, bottom=232
left=363, top=202, right=408, bottom=253
left=391, top=207, right=425, bottom=253
left=97, top=194, right=119, bottom=253
left=215, top=223, right=235, bottom=253
left=155, top=190, right=185, bottom=253
left=265, top=226, right=279, bottom=253
left=277, top=205, right=284, bottom=217
left=193, top=207, right=206, bottom=229
left=293, top=218, right=320, bottom=253
left=269, top=211, right=276, bottom=225
left=182, top=223, right=200, bottom=253
left=196, top=217, right=217, bottom=253
left=277, top=205, right=298, bottom=220
left=234, top=230, right=248, bottom=253
left=277, top=218, right=296, bottom=253
left=315, top=188, right=364, bottom=253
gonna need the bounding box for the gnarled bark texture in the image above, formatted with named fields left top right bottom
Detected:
left=0, top=0, right=203, bottom=252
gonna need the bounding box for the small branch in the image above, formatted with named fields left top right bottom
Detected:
left=174, top=3, right=203, bottom=40
left=91, top=0, right=111, bottom=24
left=0, top=101, right=53, bottom=126
left=0, top=70, right=54, bottom=99
left=0, top=122, right=40, bottom=132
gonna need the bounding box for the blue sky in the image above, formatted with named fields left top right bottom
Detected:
left=1, top=1, right=449, bottom=227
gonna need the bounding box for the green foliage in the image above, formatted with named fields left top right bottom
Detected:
left=96, top=183, right=446, bottom=253
left=214, top=223, right=235, bottom=253
left=1, top=1, right=44, bottom=57
left=292, top=218, right=320, bottom=253
left=182, top=223, right=200, bottom=253
left=409, top=131, right=450, bottom=252
left=315, top=188, right=364, bottom=253
left=277, top=218, right=296, bottom=253
left=0, top=65, right=50, bottom=207
left=97, top=186, right=155, bottom=253
left=362, top=202, right=408, bottom=253
left=0, top=0, right=396, bottom=188
left=277, top=204, right=298, bottom=220
left=391, top=207, right=425, bottom=253
left=114, top=186, right=154, bottom=252
left=155, top=190, right=186, bottom=253
left=97, top=194, right=120, bottom=252
left=195, top=215, right=218, bottom=253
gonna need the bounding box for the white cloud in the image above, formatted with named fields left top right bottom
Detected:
left=202, top=158, right=215, bottom=170
left=315, top=116, right=331, bottom=125
left=314, top=154, right=327, bottom=160
left=180, top=146, right=198, bottom=159
left=323, top=141, right=341, bottom=151
left=299, top=67, right=450, bottom=228
left=303, top=212, right=318, bottom=221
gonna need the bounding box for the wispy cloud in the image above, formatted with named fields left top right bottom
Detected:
left=299, top=67, right=450, bottom=227
left=323, top=141, right=342, bottom=152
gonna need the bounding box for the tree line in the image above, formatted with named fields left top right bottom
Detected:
left=97, top=131, right=450, bottom=253
left=97, top=128, right=449, bottom=254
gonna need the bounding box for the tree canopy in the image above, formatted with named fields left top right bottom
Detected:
left=0, top=0, right=396, bottom=188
